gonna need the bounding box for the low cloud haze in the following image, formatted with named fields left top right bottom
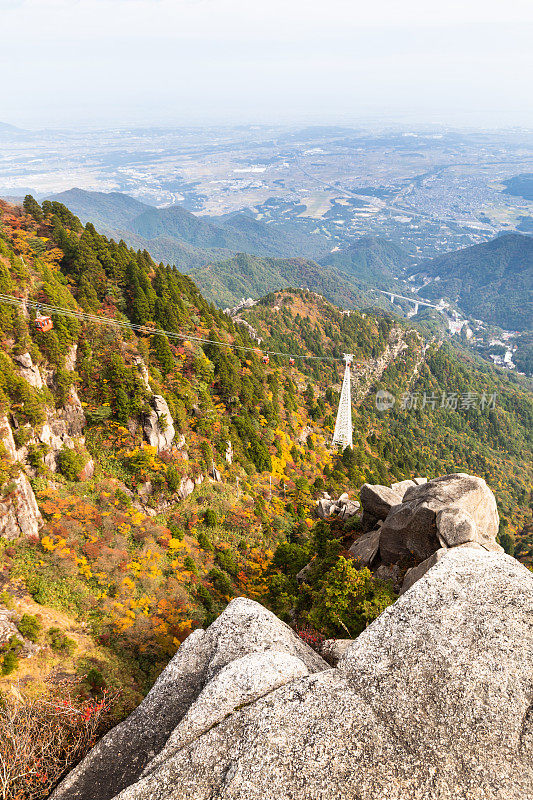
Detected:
left=2, top=0, right=533, bottom=129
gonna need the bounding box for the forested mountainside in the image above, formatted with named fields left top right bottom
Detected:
left=412, top=232, right=533, bottom=330
left=0, top=197, right=531, bottom=797
left=240, top=290, right=532, bottom=542
left=318, top=235, right=412, bottom=285
left=49, top=190, right=403, bottom=309
left=188, top=238, right=412, bottom=308
left=0, top=197, right=400, bottom=699
left=186, top=252, right=375, bottom=309
left=49, top=188, right=328, bottom=268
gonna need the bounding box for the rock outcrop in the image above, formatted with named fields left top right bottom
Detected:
left=0, top=606, right=42, bottom=658
left=0, top=607, right=21, bottom=645
left=53, top=549, right=533, bottom=800
left=359, top=482, right=403, bottom=519
left=0, top=474, right=43, bottom=540
left=133, top=355, right=176, bottom=453
left=379, top=473, right=500, bottom=567
left=0, top=415, right=43, bottom=539
left=52, top=598, right=326, bottom=800
left=347, top=526, right=380, bottom=566
left=316, top=491, right=360, bottom=521
left=143, top=395, right=175, bottom=453
left=352, top=473, right=502, bottom=592
left=13, top=351, right=43, bottom=389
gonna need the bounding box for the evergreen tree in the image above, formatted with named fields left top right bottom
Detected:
left=23, top=195, right=43, bottom=222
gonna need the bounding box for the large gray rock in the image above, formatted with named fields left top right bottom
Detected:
left=391, top=478, right=416, bottom=495
left=178, top=476, right=195, bottom=500
left=210, top=466, right=222, bottom=482
left=379, top=473, right=501, bottom=564
left=0, top=414, right=18, bottom=462
left=0, top=416, right=43, bottom=539
left=13, top=351, right=43, bottom=389
left=316, top=492, right=360, bottom=521
left=51, top=598, right=327, bottom=800
left=360, top=483, right=403, bottom=520
left=60, top=386, right=86, bottom=435
left=39, top=419, right=75, bottom=472
left=56, top=549, right=533, bottom=800
left=316, top=497, right=335, bottom=519
left=347, top=527, right=380, bottom=567
left=0, top=474, right=44, bottom=540
left=0, top=607, right=20, bottom=645
left=390, top=477, right=427, bottom=496
left=143, top=395, right=175, bottom=453
left=144, top=650, right=311, bottom=775
left=400, top=547, right=448, bottom=593
left=338, top=499, right=360, bottom=521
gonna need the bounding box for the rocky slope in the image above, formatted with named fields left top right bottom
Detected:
left=348, top=472, right=502, bottom=592
left=53, top=544, right=533, bottom=800
left=52, top=473, right=533, bottom=800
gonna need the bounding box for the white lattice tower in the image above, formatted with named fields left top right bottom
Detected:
left=332, top=354, right=353, bottom=450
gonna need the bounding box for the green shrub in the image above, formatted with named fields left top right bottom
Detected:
left=215, top=549, right=238, bottom=576
left=308, top=557, right=396, bottom=638
left=27, top=443, right=48, bottom=474
left=197, top=530, right=214, bottom=551
left=166, top=465, right=181, bottom=493
left=24, top=572, right=90, bottom=615
left=86, top=406, right=113, bottom=425
left=200, top=441, right=213, bottom=465
left=47, top=627, right=77, bottom=656
left=1, top=649, right=19, bottom=675
left=30, top=476, right=49, bottom=492
left=203, top=509, right=217, bottom=527
left=196, top=584, right=214, bottom=612
left=17, top=613, right=42, bottom=642
left=85, top=667, right=106, bottom=693
left=271, top=542, right=310, bottom=577
left=58, top=447, right=86, bottom=481
left=1, top=635, right=22, bottom=675
left=13, top=427, right=33, bottom=449
left=183, top=556, right=198, bottom=575
left=0, top=590, right=14, bottom=610
left=168, top=522, right=184, bottom=541
left=114, top=488, right=132, bottom=508
left=208, top=568, right=233, bottom=595
left=313, top=476, right=325, bottom=492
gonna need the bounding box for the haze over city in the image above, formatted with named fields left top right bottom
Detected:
left=2, top=0, right=533, bottom=128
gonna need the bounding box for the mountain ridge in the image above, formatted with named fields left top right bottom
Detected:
left=48, top=188, right=329, bottom=265
left=412, top=232, right=533, bottom=330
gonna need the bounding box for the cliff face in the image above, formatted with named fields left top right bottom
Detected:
left=0, top=348, right=92, bottom=539
left=0, top=414, right=42, bottom=540
left=53, top=546, right=533, bottom=800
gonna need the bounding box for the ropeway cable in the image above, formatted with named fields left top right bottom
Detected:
left=0, top=293, right=341, bottom=363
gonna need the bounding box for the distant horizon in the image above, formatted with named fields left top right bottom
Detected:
left=2, top=118, right=533, bottom=135
left=2, top=0, right=533, bottom=130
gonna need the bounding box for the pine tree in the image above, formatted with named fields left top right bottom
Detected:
left=23, top=195, right=43, bottom=222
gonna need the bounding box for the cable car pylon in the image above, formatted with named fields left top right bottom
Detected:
left=332, top=354, right=354, bottom=450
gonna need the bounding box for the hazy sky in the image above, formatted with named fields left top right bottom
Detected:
left=2, top=0, right=533, bottom=129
